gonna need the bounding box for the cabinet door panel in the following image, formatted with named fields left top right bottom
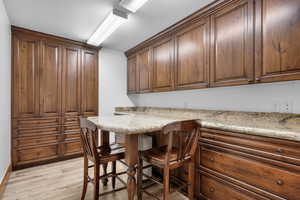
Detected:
left=40, top=40, right=62, bottom=116
left=62, top=46, right=81, bottom=116
left=152, top=37, right=174, bottom=92
left=175, top=19, right=209, bottom=89
left=81, top=49, right=98, bottom=116
left=137, top=48, right=152, bottom=93
left=127, top=55, right=137, bottom=93
left=210, top=0, right=254, bottom=87
left=256, top=0, right=300, bottom=82
left=12, top=34, right=40, bottom=117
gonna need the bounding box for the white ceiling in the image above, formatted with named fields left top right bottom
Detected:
left=4, top=0, right=215, bottom=51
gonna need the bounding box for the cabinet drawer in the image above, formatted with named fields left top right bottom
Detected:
left=13, top=126, right=60, bottom=138
left=200, top=172, right=265, bottom=200
left=13, top=117, right=60, bottom=128
left=201, top=144, right=300, bottom=200
left=64, top=141, right=82, bottom=155
left=14, top=135, right=59, bottom=147
left=16, top=144, right=59, bottom=164
left=201, top=129, right=300, bottom=165
left=63, top=117, right=79, bottom=126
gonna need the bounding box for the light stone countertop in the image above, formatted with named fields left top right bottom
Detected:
left=88, top=107, right=300, bottom=142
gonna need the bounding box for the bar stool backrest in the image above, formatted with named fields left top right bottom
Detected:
left=162, top=120, right=200, bottom=165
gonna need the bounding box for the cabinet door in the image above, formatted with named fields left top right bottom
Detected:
left=81, top=49, right=98, bottom=116
left=137, top=48, right=152, bottom=93
left=39, top=40, right=62, bottom=117
left=127, top=55, right=137, bottom=94
left=175, top=19, right=209, bottom=90
left=12, top=33, right=40, bottom=118
left=210, top=0, right=254, bottom=87
left=62, top=46, right=81, bottom=116
left=255, top=0, right=300, bottom=82
left=152, top=37, right=174, bottom=92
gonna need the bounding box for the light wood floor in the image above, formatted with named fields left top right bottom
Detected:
left=3, top=158, right=187, bottom=200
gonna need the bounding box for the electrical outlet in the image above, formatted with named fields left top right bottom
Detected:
left=183, top=101, right=189, bottom=109
left=274, top=101, right=294, bottom=113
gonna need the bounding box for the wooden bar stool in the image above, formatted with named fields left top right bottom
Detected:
left=79, top=117, right=127, bottom=200
left=137, top=120, right=199, bottom=200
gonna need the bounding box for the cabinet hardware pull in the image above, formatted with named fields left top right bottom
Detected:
left=209, top=158, right=215, bottom=162
left=276, top=148, right=284, bottom=153
left=276, top=180, right=284, bottom=185
left=209, top=187, right=215, bottom=192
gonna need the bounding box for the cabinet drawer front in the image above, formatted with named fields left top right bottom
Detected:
left=14, top=118, right=60, bottom=128
left=201, top=130, right=300, bottom=165
left=14, top=135, right=59, bottom=147
left=17, top=145, right=59, bottom=163
left=201, top=145, right=300, bottom=200
left=200, top=173, right=264, bottom=200
left=63, top=117, right=79, bottom=125
left=64, top=141, right=82, bottom=155
left=14, top=126, right=60, bottom=137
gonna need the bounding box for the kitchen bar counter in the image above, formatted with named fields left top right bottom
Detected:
left=88, top=107, right=300, bottom=142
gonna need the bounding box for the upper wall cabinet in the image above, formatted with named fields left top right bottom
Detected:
left=175, top=18, right=209, bottom=90
left=137, top=48, right=152, bottom=93
left=152, top=37, right=175, bottom=92
left=12, top=33, right=40, bottom=118
left=127, top=55, right=137, bottom=94
left=255, top=0, right=300, bottom=82
left=210, top=0, right=254, bottom=87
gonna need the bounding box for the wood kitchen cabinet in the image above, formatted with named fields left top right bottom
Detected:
left=81, top=48, right=98, bottom=116
left=152, top=37, right=174, bottom=92
left=137, top=48, right=152, bottom=93
left=12, top=27, right=99, bottom=169
left=126, top=0, right=300, bottom=93
left=255, top=0, right=300, bottom=83
left=210, top=0, right=254, bottom=87
left=175, top=18, right=209, bottom=90
left=127, top=55, right=138, bottom=94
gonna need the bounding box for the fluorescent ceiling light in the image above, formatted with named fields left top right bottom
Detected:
left=87, top=9, right=128, bottom=46
left=120, top=0, right=150, bottom=13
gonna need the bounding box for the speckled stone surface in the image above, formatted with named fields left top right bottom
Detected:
left=88, top=107, right=300, bottom=142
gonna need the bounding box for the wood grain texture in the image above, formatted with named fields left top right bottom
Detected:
left=152, top=37, right=175, bottom=92
left=12, top=28, right=99, bottom=169
left=175, top=18, right=209, bottom=90
left=255, top=0, right=300, bottom=82
left=127, top=55, right=138, bottom=94
left=210, top=0, right=254, bottom=87
left=137, top=48, right=152, bottom=93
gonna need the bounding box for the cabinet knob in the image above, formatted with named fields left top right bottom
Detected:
left=276, top=148, right=285, bottom=153
left=209, top=158, right=215, bottom=162
left=276, top=180, right=284, bottom=186
left=209, top=187, right=215, bottom=192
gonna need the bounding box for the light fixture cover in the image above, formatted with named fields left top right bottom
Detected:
left=87, top=9, right=128, bottom=46
left=120, top=0, right=149, bottom=13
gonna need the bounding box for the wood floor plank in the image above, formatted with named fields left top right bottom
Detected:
left=3, top=158, right=187, bottom=200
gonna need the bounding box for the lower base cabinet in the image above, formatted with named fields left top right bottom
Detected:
left=196, top=128, right=300, bottom=200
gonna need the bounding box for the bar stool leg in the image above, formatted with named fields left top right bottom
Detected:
left=137, top=154, right=143, bottom=200
left=102, top=163, right=108, bottom=186
left=93, top=164, right=100, bottom=200
left=81, top=156, right=88, bottom=200
left=163, top=167, right=170, bottom=200
left=112, top=161, right=116, bottom=190
left=188, top=161, right=195, bottom=200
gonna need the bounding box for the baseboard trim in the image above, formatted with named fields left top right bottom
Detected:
left=0, top=164, right=12, bottom=200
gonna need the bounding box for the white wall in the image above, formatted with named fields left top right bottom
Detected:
left=99, top=48, right=134, bottom=142
left=0, top=0, right=11, bottom=183
left=129, top=81, right=300, bottom=114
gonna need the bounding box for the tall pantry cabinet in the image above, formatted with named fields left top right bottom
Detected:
left=11, top=27, right=99, bottom=169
